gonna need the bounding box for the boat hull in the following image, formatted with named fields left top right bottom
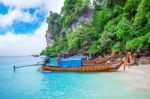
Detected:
left=83, top=52, right=115, bottom=65
left=82, top=59, right=107, bottom=65
left=41, top=61, right=121, bottom=72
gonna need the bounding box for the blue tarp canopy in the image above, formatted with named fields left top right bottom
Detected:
left=59, top=58, right=81, bottom=68
left=58, top=55, right=86, bottom=68
left=46, top=55, right=86, bottom=67
left=47, top=58, right=57, bottom=66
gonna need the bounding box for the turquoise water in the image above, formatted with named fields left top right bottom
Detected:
left=0, top=56, right=150, bottom=99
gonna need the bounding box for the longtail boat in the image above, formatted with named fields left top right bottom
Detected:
left=82, top=58, right=108, bottom=65
left=41, top=60, right=122, bottom=72
left=83, top=52, right=116, bottom=65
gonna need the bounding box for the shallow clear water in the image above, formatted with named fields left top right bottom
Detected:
left=0, top=56, right=150, bottom=99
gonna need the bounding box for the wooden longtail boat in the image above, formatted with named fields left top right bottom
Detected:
left=82, top=58, right=108, bottom=65
left=83, top=52, right=116, bottom=65
left=41, top=60, right=122, bottom=72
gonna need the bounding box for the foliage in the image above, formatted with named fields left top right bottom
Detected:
left=146, top=12, right=150, bottom=24
left=61, top=0, right=90, bottom=26
left=41, top=37, right=68, bottom=56
left=67, top=30, right=80, bottom=50
left=126, top=32, right=150, bottom=50
left=126, top=36, right=145, bottom=50
left=134, top=0, right=150, bottom=26
left=67, top=23, right=98, bottom=53
left=112, top=42, right=121, bottom=52
left=115, top=17, right=137, bottom=43
left=46, top=12, right=62, bottom=37
left=145, top=32, right=150, bottom=45
left=42, top=0, right=150, bottom=56
left=88, top=41, right=100, bottom=54
left=124, top=0, right=141, bottom=20
left=102, top=0, right=127, bottom=8
left=93, top=7, right=113, bottom=32
left=138, top=24, right=150, bottom=36
left=99, top=31, right=115, bottom=53
left=104, top=19, right=116, bottom=32
left=113, top=5, right=124, bottom=16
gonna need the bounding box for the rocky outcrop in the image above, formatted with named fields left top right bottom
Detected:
left=139, top=57, right=150, bottom=64
left=45, top=24, right=54, bottom=46
left=70, top=8, right=93, bottom=31
left=45, top=30, right=53, bottom=46
left=45, top=8, right=93, bottom=46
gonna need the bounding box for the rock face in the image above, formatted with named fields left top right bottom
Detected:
left=93, top=0, right=104, bottom=6
left=45, top=30, right=53, bottom=46
left=139, top=57, right=150, bottom=64
left=70, top=8, right=93, bottom=31
left=45, top=24, right=54, bottom=46
left=45, top=8, right=93, bottom=46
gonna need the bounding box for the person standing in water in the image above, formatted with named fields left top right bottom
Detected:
left=122, top=52, right=133, bottom=71
left=43, top=58, right=50, bottom=66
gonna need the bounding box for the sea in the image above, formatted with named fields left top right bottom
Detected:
left=0, top=56, right=150, bottom=99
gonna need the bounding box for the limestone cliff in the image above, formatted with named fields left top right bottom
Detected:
left=46, top=7, right=93, bottom=46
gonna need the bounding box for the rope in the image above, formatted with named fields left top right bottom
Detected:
left=15, top=64, right=42, bottom=68
left=13, top=63, right=43, bottom=72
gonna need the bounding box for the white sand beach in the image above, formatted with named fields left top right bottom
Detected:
left=118, top=64, right=150, bottom=91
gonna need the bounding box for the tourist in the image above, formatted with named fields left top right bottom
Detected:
left=43, top=58, right=50, bottom=66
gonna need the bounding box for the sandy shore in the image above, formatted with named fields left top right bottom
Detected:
left=118, top=64, right=150, bottom=91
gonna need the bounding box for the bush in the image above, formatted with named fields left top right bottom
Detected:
left=112, top=42, right=121, bottom=52
left=124, top=0, right=140, bottom=16
left=116, top=17, right=136, bottom=42
left=114, top=5, right=124, bottom=16
left=88, top=41, right=100, bottom=54
left=134, top=0, right=150, bottom=26
left=93, top=7, right=113, bottom=32
left=126, top=36, right=145, bottom=50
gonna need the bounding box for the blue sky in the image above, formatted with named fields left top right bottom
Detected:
left=0, top=0, right=64, bottom=56
left=0, top=3, right=9, bottom=15
left=0, top=2, right=46, bottom=34
left=0, top=2, right=44, bottom=34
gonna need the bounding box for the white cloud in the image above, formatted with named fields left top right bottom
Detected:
left=0, top=0, right=41, bottom=8
left=0, top=22, right=47, bottom=56
left=0, top=8, right=36, bottom=27
left=0, top=0, right=64, bottom=56
left=0, top=0, right=64, bottom=27
left=0, top=0, right=64, bottom=13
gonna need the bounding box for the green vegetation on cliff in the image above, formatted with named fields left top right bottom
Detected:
left=41, top=0, right=150, bottom=56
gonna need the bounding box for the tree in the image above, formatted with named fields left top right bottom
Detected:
left=42, top=0, right=150, bottom=56
left=46, top=11, right=62, bottom=37
left=99, top=31, right=115, bottom=53
left=116, top=17, right=136, bottom=42
left=88, top=41, right=100, bottom=54
left=93, top=7, right=113, bottom=32
left=112, top=42, right=122, bottom=52
left=67, top=23, right=98, bottom=53
left=134, top=0, right=150, bottom=26
left=126, top=36, right=145, bottom=50
left=124, top=0, right=141, bottom=20
left=61, top=0, right=90, bottom=26
left=126, top=32, right=150, bottom=51
left=113, top=5, right=124, bottom=16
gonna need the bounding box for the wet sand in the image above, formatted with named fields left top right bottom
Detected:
left=118, top=64, right=150, bottom=91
